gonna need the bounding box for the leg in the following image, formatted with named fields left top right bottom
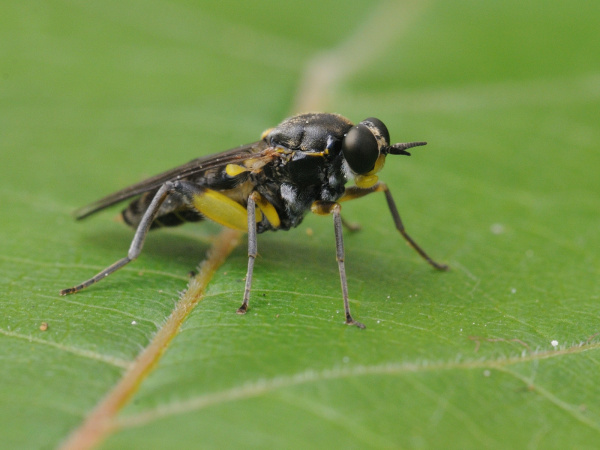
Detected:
left=340, top=183, right=448, bottom=271
left=60, top=181, right=176, bottom=295
left=333, top=204, right=365, bottom=328
left=312, top=201, right=365, bottom=328
left=341, top=215, right=361, bottom=232
left=237, top=192, right=258, bottom=314
left=381, top=185, right=448, bottom=270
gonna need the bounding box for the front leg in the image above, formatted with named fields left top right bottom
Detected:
left=312, top=201, right=365, bottom=329
left=340, top=183, right=448, bottom=271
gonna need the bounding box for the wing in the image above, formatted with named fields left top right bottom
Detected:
left=74, top=141, right=269, bottom=220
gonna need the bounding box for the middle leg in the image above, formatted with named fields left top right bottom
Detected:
left=312, top=201, right=365, bottom=328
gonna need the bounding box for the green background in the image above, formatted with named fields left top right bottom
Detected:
left=1, top=0, right=599, bottom=448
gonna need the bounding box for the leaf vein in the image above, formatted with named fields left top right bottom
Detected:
left=0, top=328, right=131, bottom=369
left=116, top=342, right=600, bottom=429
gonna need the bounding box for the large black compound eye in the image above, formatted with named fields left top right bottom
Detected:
left=341, top=124, right=379, bottom=174
left=363, top=117, right=390, bottom=144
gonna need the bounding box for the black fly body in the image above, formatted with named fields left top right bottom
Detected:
left=61, top=113, right=447, bottom=328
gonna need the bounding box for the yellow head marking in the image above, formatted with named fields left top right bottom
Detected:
left=366, top=154, right=386, bottom=175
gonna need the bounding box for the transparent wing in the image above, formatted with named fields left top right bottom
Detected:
left=74, top=141, right=269, bottom=219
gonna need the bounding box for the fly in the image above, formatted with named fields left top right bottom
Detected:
left=60, top=113, right=448, bottom=328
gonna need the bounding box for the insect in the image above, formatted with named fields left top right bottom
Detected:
left=60, top=113, right=447, bottom=328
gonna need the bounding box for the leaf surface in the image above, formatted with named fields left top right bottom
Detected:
left=1, top=1, right=599, bottom=448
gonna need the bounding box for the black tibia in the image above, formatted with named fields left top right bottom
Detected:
left=381, top=185, right=448, bottom=271
left=341, top=183, right=448, bottom=271
left=237, top=192, right=258, bottom=314
left=312, top=200, right=365, bottom=329
left=60, top=181, right=198, bottom=295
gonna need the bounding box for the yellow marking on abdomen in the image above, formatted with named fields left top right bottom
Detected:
left=253, top=192, right=281, bottom=228
left=192, top=188, right=248, bottom=231
left=225, top=164, right=249, bottom=177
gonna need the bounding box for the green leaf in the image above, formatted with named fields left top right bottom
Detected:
left=2, top=0, right=600, bottom=448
